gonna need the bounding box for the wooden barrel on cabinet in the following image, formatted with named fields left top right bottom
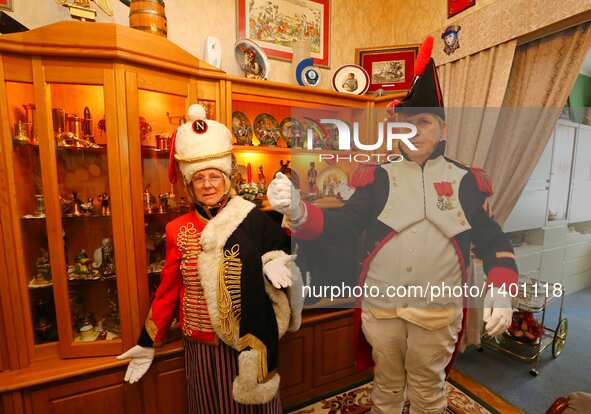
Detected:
left=129, top=0, right=167, bottom=38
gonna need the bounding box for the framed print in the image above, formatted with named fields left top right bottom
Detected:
left=448, top=0, right=476, bottom=18
left=0, top=0, right=13, bottom=12
left=355, top=44, right=419, bottom=95
left=237, top=0, right=330, bottom=68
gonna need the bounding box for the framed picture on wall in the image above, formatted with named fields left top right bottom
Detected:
left=448, top=0, right=476, bottom=18
left=0, top=0, right=13, bottom=12
left=355, top=44, right=419, bottom=95
left=237, top=0, right=330, bottom=68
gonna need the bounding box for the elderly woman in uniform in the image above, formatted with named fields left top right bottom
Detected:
left=117, top=104, right=302, bottom=413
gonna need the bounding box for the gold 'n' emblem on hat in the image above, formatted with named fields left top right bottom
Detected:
left=192, top=120, right=208, bottom=134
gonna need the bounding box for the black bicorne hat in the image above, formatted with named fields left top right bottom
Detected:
left=387, top=36, right=445, bottom=120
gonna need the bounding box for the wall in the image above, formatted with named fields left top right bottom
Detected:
left=390, top=0, right=499, bottom=45
left=4, top=0, right=396, bottom=89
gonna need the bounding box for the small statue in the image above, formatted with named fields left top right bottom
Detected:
left=33, top=297, right=57, bottom=342
left=82, top=106, right=94, bottom=143
left=71, top=192, right=82, bottom=216
left=168, top=186, right=177, bottom=211
left=98, top=193, right=110, bottom=215
left=35, top=317, right=54, bottom=342
left=29, top=248, right=52, bottom=288
left=159, top=193, right=169, bottom=213
left=92, top=238, right=115, bottom=276
left=275, top=160, right=300, bottom=188
left=79, top=196, right=95, bottom=215
left=34, top=194, right=45, bottom=217
left=103, top=288, right=121, bottom=335
left=78, top=316, right=95, bottom=341
left=144, top=185, right=153, bottom=214
left=72, top=249, right=92, bottom=278
left=307, top=162, right=318, bottom=195
left=60, top=195, right=72, bottom=215
left=257, top=166, right=266, bottom=192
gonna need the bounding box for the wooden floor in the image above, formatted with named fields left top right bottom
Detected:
left=448, top=370, right=525, bottom=414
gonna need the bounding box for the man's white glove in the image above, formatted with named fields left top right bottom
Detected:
left=266, top=172, right=303, bottom=222
left=116, top=345, right=155, bottom=384
left=483, top=287, right=513, bottom=337
left=263, top=255, right=297, bottom=289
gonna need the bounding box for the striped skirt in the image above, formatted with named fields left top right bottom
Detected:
left=184, top=339, right=282, bottom=414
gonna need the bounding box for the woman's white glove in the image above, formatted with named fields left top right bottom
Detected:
left=483, top=287, right=513, bottom=337
left=263, top=254, right=297, bottom=289
left=116, top=345, right=155, bottom=384
left=266, top=172, right=303, bottom=222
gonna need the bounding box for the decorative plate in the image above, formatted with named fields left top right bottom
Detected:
left=279, top=117, right=304, bottom=148
left=231, top=111, right=253, bottom=145
left=234, top=39, right=269, bottom=80
left=321, top=121, right=347, bottom=150
left=332, top=64, right=370, bottom=95
left=295, top=57, right=321, bottom=87
left=253, top=113, right=280, bottom=146
left=301, top=117, right=326, bottom=149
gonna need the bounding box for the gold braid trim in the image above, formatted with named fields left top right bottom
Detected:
left=218, top=243, right=242, bottom=343
left=177, top=222, right=215, bottom=336
left=237, top=334, right=269, bottom=382
left=496, top=251, right=515, bottom=259
left=145, top=309, right=159, bottom=343
left=175, top=149, right=233, bottom=163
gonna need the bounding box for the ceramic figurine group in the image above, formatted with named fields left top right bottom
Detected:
left=67, top=238, right=115, bottom=280
left=146, top=231, right=166, bottom=275
left=28, top=248, right=52, bottom=288
left=59, top=191, right=111, bottom=217
left=143, top=185, right=189, bottom=214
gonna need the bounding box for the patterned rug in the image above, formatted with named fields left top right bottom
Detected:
left=289, top=380, right=502, bottom=414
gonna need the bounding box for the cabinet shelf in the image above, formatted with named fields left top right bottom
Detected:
left=144, top=210, right=189, bottom=217
left=12, top=140, right=39, bottom=149
left=61, top=214, right=112, bottom=220
left=142, top=146, right=170, bottom=158
left=233, top=144, right=290, bottom=155
left=21, top=215, right=46, bottom=221
left=67, top=275, right=117, bottom=283
left=56, top=144, right=106, bottom=154
left=28, top=282, right=53, bottom=290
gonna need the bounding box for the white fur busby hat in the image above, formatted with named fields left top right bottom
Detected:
left=168, top=104, right=233, bottom=184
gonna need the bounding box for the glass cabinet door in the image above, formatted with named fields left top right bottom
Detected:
left=48, top=82, right=122, bottom=354
left=6, top=80, right=59, bottom=346
left=136, top=89, right=190, bottom=306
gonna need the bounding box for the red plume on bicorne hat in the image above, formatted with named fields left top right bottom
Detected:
left=387, top=35, right=445, bottom=120
left=168, top=129, right=178, bottom=184
left=414, top=35, right=433, bottom=78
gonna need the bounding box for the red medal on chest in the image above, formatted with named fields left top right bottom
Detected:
left=434, top=181, right=454, bottom=210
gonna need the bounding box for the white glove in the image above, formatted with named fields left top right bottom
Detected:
left=263, top=254, right=297, bottom=289
left=116, top=345, right=155, bottom=384
left=564, top=392, right=591, bottom=413
left=483, top=287, right=513, bottom=337
left=266, top=172, right=303, bottom=222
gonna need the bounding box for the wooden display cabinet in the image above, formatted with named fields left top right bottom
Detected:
left=0, top=21, right=226, bottom=374
left=0, top=20, right=405, bottom=414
